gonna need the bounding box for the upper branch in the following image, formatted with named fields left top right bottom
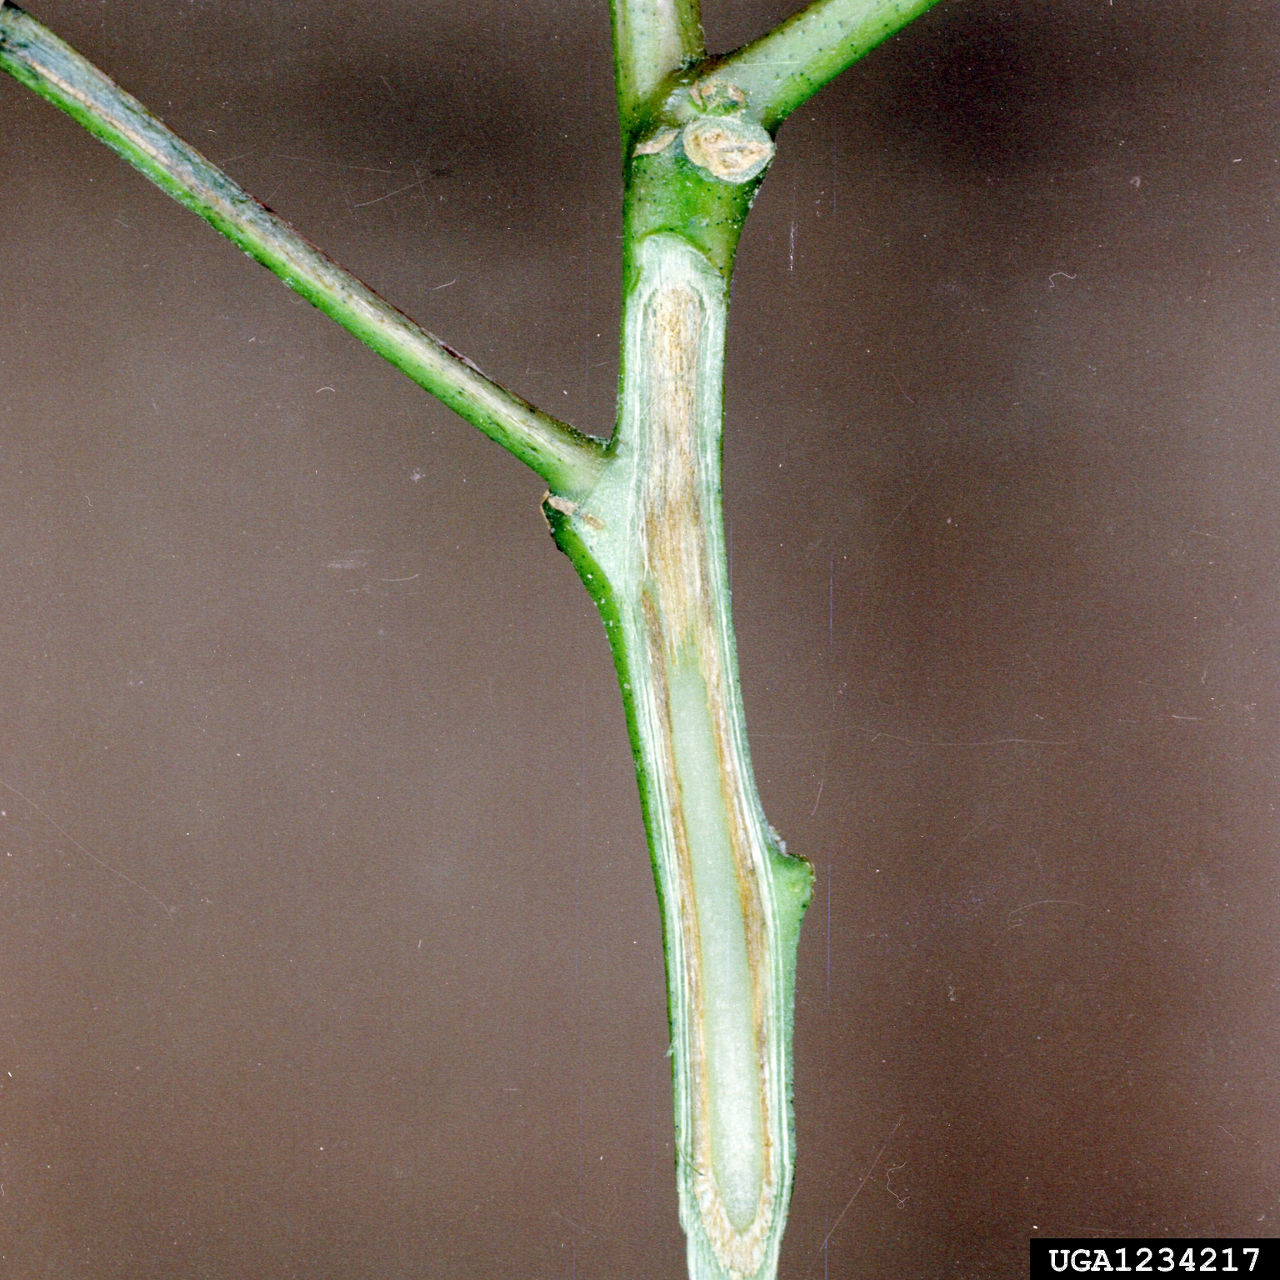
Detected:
left=610, top=0, right=704, bottom=138
left=0, top=2, right=606, bottom=495
left=717, top=0, right=943, bottom=130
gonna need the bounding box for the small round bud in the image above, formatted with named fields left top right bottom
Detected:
left=688, top=77, right=748, bottom=116
left=681, top=116, right=774, bottom=184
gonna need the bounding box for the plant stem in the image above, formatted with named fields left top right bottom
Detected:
left=0, top=1, right=604, bottom=495
left=547, top=230, right=812, bottom=1280
left=717, top=0, right=945, bottom=128
left=610, top=0, right=705, bottom=139
left=4, top=3, right=948, bottom=1275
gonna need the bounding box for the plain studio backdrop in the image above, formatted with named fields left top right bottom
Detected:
left=2, top=2, right=1278, bottom=1275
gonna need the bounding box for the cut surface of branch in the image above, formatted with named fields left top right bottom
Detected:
left=0, top=1, right=604, bottom=494
left=549, top=232, right=813, bottom=1280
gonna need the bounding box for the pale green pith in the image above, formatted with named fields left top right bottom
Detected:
left=668, top=653, right=765, bottom=1231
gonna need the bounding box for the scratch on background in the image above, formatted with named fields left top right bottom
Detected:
left=0, top=775, right=174, bottom=916
left=805, top=1114, right=905, bottom=1277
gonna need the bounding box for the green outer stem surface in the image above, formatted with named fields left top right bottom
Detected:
left=610, top=0, right=705, bottom=139
left=0, top=1, right=604, bottom=495
left=716, top=0, right=944, bottom=128
left=547, top=229, right=812, bottom=1280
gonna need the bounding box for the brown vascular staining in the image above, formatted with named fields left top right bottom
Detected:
left=637, top=278, right=778, bottom=1275
left=641, top=283, right=703, bottom=651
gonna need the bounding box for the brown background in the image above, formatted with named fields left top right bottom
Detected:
left=2, top=1, right=1278, bottom=1275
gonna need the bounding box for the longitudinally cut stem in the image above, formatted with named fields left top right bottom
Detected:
left=0, top=1, right=604, bottom=495
left=585, top=2, right=945, bottom=1276
left=546, top=233, right=813, bottom=1280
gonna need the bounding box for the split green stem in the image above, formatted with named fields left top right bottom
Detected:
left=547, top=230, right=812, bottom=1280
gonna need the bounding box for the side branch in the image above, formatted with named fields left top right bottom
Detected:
left=717, top=0, right=943, bottom=129
left=0, top=2, right=605, bottom=494
left=610, top=0, right=705, bottom=137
